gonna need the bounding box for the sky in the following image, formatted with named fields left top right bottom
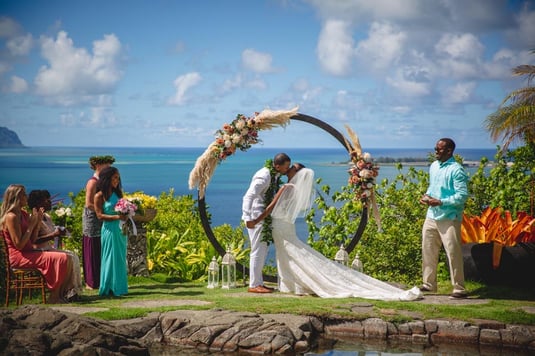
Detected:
left=0, top=0, right=534, bottom=149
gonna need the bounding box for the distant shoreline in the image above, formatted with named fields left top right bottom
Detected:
left=324, top=160, right=492, bottom=168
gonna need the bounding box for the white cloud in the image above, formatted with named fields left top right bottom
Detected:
left=386, top=67, right=431, bottom=97
left=435, top=33, right=484, bottom=60
left=34, top=31, right=123, bottom=105
left=59, top=107, right=118, bottom=127
left=242, top=49, right=275, bottom=73
left=219, top=73, right=243, bottom=94
left=7, top=75, right=28, bottom=93
left=482, top=49, right=517, bottom=80
left=89, top=107, right=118, bottom=127
left=6, top=33, right=33, bottom=56
left=168, top=72, right=202, bottom=105
left=355, top=22, right=406, bottom=72
left=291, top=78, right=322, bottom=103
left=317, top=19, right=354, bottom=76
left=246, top=76, right=267, bottom=90
left=305, top=0, right=424, bottom=23
left=442, top=81, right=476, bottom=105
left=507, top=8, right=535, bottom=49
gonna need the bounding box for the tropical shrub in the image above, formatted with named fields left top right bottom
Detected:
left=144, top=190, right=247, bottom=281
left=55, top=191, right=83, bottom=256
left=466, top=144, right=535, bottom=218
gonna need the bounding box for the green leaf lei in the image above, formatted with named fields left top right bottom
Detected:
left=261, top=158, right=283, bottom=245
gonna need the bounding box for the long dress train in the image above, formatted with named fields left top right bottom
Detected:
left=271, top=168, right=422, bottom=301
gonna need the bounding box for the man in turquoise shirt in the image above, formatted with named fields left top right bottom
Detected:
left=419, top=138, right=468, bottom=299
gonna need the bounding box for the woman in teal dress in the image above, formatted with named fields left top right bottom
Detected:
left=94, top=166, right=128, bottom=296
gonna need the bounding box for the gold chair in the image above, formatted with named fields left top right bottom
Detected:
left=1, top=231, right=47, bottom=306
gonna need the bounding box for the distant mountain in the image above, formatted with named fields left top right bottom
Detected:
left=0, top=127, right=25, bottom=148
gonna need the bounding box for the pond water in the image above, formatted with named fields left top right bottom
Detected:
left=307, top=337, right=528, bottom=355
left=149, top=338, right=526, bottom=355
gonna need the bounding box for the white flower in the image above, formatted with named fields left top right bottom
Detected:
left=232, top=133, right=242, bottom=144
left=359, top=169, right=374, bottom=179
left=234, top=118, right=246, bottom=130
left=224, top=139, right=232, bottom=148
left=362, top=152, right=372, bottom=162
left=56, top=207, right=66, bottom=217
left=64, top=207, right=72, bottom=217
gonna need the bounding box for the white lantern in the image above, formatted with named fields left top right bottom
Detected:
left=207, top=256, right=219, bottom=289
left=351, top=254, right=363, bottom=272
left=221, top=247, right=236, bottom=289
left=334, top=244, right=349, bottom=266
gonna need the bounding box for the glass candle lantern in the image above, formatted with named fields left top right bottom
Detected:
left=207, top=256, right=219, bottom=288
left=334, top=244, right=349, bottom=266
left=221, top=247, right=236, bottom=289
left=351, top=254, right=363, bottom=272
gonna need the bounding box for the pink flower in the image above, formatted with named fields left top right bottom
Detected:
left=348, top=152, right=379, bottom=202
left=114, top=198, right=137, bottom=217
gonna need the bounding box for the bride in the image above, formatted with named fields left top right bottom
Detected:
left=252, top=163, right=422, bottom=301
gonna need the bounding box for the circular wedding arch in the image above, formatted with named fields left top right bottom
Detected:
left=197, top=113, right=369, bottom=283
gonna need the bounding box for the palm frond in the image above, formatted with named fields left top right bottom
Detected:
left=513, top=64, right=535, bottom=84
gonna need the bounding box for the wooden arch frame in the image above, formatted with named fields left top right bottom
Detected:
left=197, top=113, right=368, bottom=282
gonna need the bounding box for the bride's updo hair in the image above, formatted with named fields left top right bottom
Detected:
left=294, top=163, right=305, bottom=171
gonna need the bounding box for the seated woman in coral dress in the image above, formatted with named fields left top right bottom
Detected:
left=0, top=184, right=73, bottom=304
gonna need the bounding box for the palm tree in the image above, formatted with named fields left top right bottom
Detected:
left=485, top=49, right=535, bottom=151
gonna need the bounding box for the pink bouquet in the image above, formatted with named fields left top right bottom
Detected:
left=114, top=198, right=138, bottom=217
left=114, top=198, right=138, bottom=236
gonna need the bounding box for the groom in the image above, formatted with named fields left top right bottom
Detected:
left=242, top=153, right=291, bottom=293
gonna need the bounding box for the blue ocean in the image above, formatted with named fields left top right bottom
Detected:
left=0, top=146, right=495, bottom=228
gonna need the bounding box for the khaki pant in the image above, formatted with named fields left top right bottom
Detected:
left=421, top=218, right=465, bottom=293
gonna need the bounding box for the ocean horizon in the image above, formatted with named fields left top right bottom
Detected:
left=0, top=146, right=496, bottom=229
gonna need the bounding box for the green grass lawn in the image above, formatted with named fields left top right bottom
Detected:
left=14, top=274, right=534, bottom=326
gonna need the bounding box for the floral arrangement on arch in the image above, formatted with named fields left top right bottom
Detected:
left=213, top=114, right=260, bottom=162
left=348, top=152, right=379, bottom=201
left=344, top=125, right=382, bottom=230
left=189, top=107, right=298, bottom=198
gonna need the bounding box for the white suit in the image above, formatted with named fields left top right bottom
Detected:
left=242, top=167, right=271, bottom=288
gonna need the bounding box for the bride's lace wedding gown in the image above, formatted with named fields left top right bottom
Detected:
left=271, top=168, right=422, bottom=301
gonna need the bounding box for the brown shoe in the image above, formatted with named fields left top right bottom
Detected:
left=262, top=285, right=275, bottom=291
left=248, top=285, right=273, bottom=293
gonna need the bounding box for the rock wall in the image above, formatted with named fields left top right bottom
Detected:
left=1, top=305, right=535, bottom=355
